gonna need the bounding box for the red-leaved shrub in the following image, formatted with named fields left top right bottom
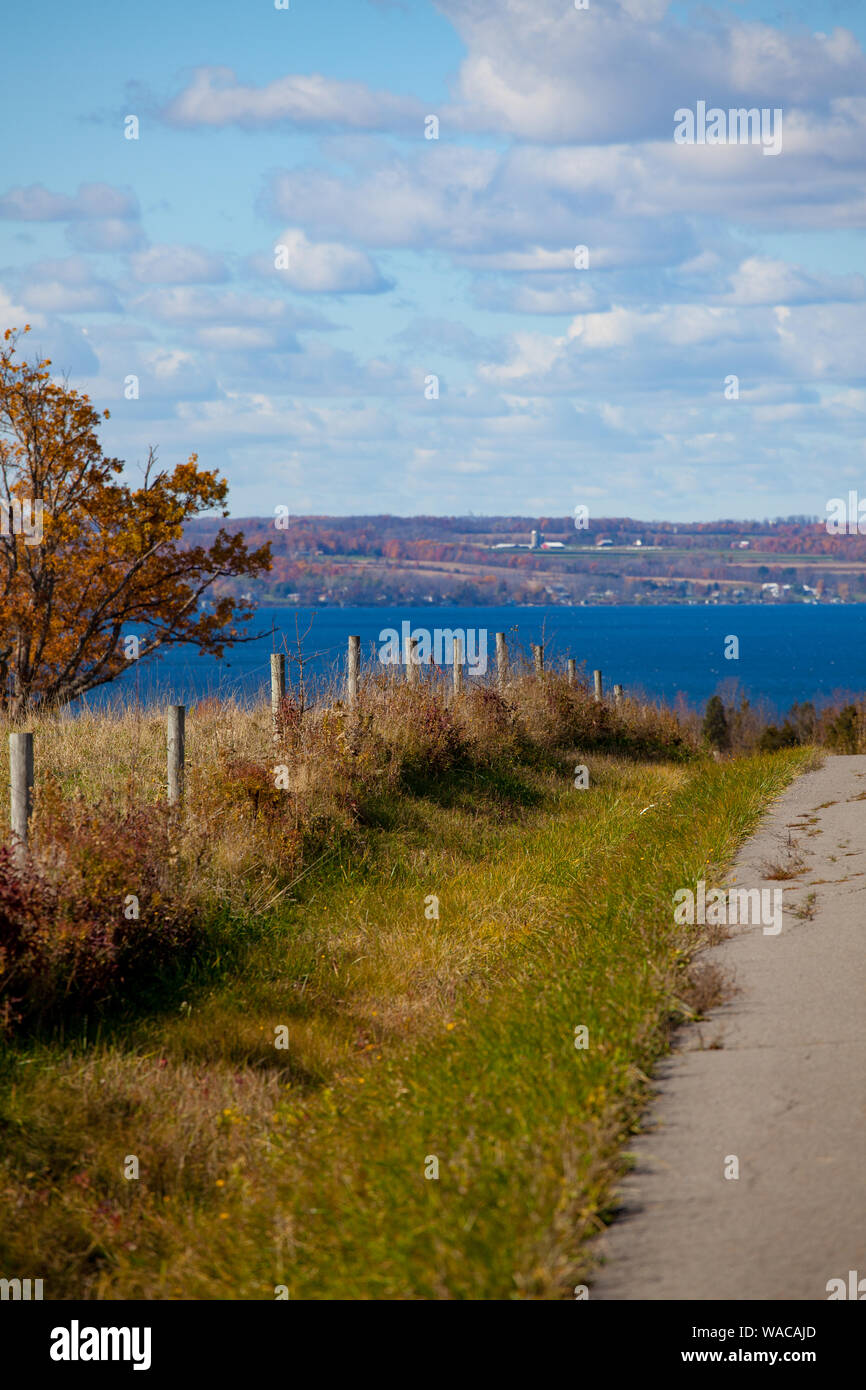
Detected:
left=0, top=782, right=197, bottom=1036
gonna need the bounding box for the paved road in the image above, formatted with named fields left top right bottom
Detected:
left=591, top=754, right=866, bottom=1301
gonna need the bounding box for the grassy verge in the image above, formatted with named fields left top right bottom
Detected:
left=0, top=739, right=811, bottom=1299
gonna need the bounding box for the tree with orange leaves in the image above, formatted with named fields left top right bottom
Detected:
left=0, top=327, right=271, bottom=714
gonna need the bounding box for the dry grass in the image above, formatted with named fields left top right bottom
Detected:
left=761, top=853, right=807, bottom=880
left=790, top=891, right=818, bottom=921
left=0, top=665, right=694, bottom=926
left=680, top=960, right=734, bottom=1017
left=0, top=670, right=813, bottom=1299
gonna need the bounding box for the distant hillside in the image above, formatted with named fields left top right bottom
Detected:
left=185, top=514, right=866, bottom=606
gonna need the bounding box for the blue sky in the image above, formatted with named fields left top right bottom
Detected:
left=1, top=0, right=865, bottom=520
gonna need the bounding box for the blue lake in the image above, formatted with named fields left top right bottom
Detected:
left=83, top=604, right=861, bottom=717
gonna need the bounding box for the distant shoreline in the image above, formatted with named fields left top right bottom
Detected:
left=230, top=597, right=843, bottom=609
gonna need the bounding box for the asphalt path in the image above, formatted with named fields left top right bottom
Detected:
left=590, top=754, right=866, bottom=1301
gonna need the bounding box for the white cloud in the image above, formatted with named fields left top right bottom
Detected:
left=262, top=110, right=866, bottom=273
left=134, top=287, right=331, bottom=332
left=129, top=245, right=229, bottom=285
left=264, top=148, right=502, bottom=249
left=0, top=182, right=138, bottom=221
left=261, top=228, right=391, bottom=293
left=477, top=294, right=866, bottom=401
left=0, top=285, right=32, bottom=330
left=14, top=257, right=122, bottom=314
left=194, top=325, right=293, bottom=352
left=479, top=331, right=562, bottom=382
left=136, top=346, right=218, bottom=399
left=720, top=256, right=866, bottom=306
left=0, top=291, right=99, bottom=373
left=66, top=219, right=146, bottom=253
left=3, top=0, right=861, bottom=518
left=455, top=247, right=575, bottom=272
left=471, top=277, right=603, bottom=315
left=22, top=282, right=119, bottom=313
left=438, top=1, right=866, bottom=144
left=161, top=66, right=422, bottom=132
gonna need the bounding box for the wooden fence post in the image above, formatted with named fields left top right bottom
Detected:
left=495, top=632, right=508, bottom=689
left=614, top=684, right=624, bottom=707
left=567, top=658, right=576, bottom=687
left=167, top=705, right=185, bottom=807
left=532, top=643, right=544, bottom=677
left=453, top=636, right=464, bottom=696
left=270, top=653, right=286, bottom=737
left=593, top=669, right=604, bottom=703
left=407, top=636, right=420, bottom=687
left=346, top=635, right=360, bottom=707
left=9, top=731, right=33, bottom=865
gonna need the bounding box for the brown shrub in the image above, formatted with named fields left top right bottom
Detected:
left=0, top=781, right=198, bottom=1036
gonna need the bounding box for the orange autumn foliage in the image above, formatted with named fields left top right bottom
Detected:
left=0, top=327, right=271, bottom=713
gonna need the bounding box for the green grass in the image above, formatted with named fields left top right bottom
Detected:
left=0, top=745, right=811, bottom=1299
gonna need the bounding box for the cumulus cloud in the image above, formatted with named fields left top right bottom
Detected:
left=471, top=275, right=605, bottom=316
left=161, top=66, right=423, bottom=132
left=437, top=0, right=866, bottom=144
left=477, top=296, right=866, bottom=399
left=14, top=257, right=122, bottom=314
left=719, top=256, right=866, bottom=307
left=66, top=219, right=147, bottom=253
left=129, top=244, right=229, bottom=285
left=134, top=286, right=331, bottom=331
left=263, top=148, right=504, bottom=250
left=0, top=182, right=139, bottom=221
left=5, top=0, right=862, bottom=517
left=0, top=284, right=34, bottom=334
left=252, top=228, right=391, bottom=293
left=262, top=117, right=866, bottom=268
left=0, top=289, right=100, bottom=374
left=0, top=182, right=144, bottom=257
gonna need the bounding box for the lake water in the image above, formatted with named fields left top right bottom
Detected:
left=84, top=604, right=864, bottom=717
